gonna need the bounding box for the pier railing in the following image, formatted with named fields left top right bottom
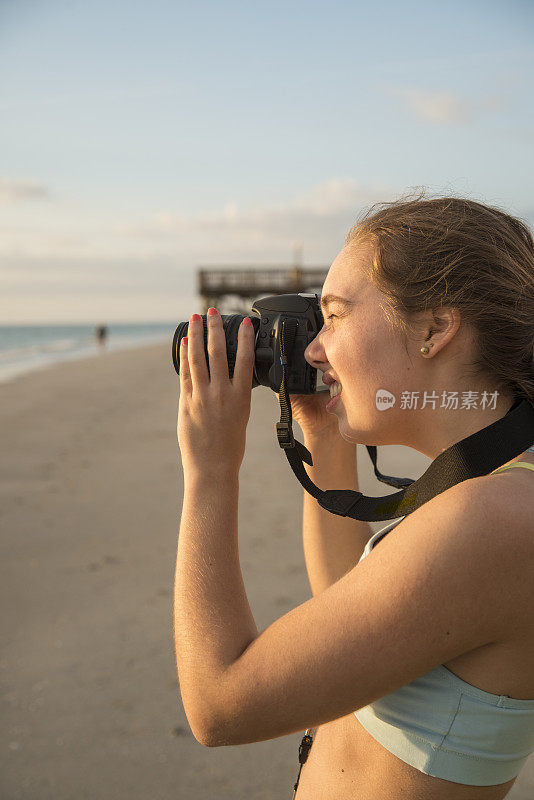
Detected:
left=198, top=266, right=328, bottom=313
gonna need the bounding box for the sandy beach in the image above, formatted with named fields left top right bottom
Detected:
left=1, top=342, right=533, bottom=800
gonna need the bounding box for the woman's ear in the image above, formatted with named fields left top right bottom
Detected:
left=424, top=307, right=462, bottom=356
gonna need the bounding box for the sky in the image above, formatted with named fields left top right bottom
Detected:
left=1, top=0, right=533, bottom=323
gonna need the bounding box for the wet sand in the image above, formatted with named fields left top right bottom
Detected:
left=1, top=342, right=533, bottom=799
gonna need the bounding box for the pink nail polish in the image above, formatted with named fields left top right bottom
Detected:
left=207, top=307, right=218, bottom=316
left=191, top=314, right=201, bottom=322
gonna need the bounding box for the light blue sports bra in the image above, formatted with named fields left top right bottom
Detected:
left=354, top=449, right=534, bottom=787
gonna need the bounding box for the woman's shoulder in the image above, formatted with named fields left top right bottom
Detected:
left=376, top=467, right=534, bottom=594
left=429, top=468, right=534, bottom=611
left=370, top=466, right=531, bottom=553
left=364, top=472, right=534, bottom=646
left=468, top=454, right=534, bottom=536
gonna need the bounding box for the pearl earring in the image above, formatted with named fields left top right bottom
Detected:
left=420, top=343, right=434, bottom=355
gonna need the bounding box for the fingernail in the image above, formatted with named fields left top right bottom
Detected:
left=191, top=314, right=201, bottom=322
left=182, top=337, right=188, bottom=346
left=242, top=317, right=252, bottom=326
left=207, top=307, right=218, bottom=316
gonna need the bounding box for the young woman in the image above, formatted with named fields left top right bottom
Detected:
left=175, top=193, right=534, bottom=799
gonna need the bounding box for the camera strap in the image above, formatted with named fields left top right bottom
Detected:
left=275, top=319, right=534, bottom=522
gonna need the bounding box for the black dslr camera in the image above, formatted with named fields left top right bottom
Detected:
left=171, top=292, right=328, bottom=394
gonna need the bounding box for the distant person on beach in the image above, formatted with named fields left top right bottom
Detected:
left=174, top=192, right=534, bottom=799
left=95, top=324, right=108, bottom=349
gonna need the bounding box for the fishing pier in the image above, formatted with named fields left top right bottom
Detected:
left=197, top=266, right=329, bottom=314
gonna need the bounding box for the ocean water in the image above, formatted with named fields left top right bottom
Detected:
left=0, top=323, right=176, bottom=384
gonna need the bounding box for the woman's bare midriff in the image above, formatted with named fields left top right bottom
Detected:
left=295, top=461, right=534, bottom=800
left=294, top=710, right=517, bottom=800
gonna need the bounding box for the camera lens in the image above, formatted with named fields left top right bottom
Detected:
left=172, top=313, right=254, bottom=380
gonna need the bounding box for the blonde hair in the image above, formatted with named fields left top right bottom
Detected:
left=346, top=189, right=534, bottom=405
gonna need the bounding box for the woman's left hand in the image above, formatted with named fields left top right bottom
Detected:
left=177, top=308, right=255, bottom=479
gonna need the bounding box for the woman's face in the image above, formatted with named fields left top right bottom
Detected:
left=304, top=241, right=425, bottom=446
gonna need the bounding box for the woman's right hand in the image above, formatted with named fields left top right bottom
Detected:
left=275, top=389, right=340, bottom=440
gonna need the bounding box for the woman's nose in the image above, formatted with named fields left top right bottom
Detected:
left=304, top=335, right=327, bottom=368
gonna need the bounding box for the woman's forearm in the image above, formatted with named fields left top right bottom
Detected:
left=302, top=434, right=373, bottom=596
left=173, top=471, right=259, bottom=742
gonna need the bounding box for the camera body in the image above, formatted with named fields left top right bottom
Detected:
left=171, top=292, right=329, bottom=393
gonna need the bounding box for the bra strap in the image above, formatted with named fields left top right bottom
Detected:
left=491, top=462, right=534, bottom=474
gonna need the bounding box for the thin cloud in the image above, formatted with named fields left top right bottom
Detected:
left=130, top=178, right=391, bottom=246
left=0, top=178, right=50, bottom=204
left=1, top=179, right=393, bottom=295
left=380, top=83, right=512, bottom=125
left=383, top=85, right=469, bottom=123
